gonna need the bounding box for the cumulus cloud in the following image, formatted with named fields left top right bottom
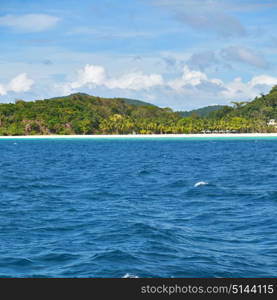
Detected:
left=250, top=75, right=277, bottom=87
left=152, top=0, right=246, bottom=37
left=168, top=66, right=224, bottom=92
left=185, top=47, right=269, bottom=72
left=167, top=65, right=277, bottom=103
left=0, top=14, right=60, bottom=32
left=108, top=73, right=163, bottom=90
left=70, top=65, right=107, bottom=89
left=59, top=63, right=277, bottom=109
left=187, top=51, right=219, bottom=71
left=0, top=73, right=34, bottom=96
left=222, top=75, right=277, bottom=99
left=62, top=64, right=164, bottom=94
left=0, top=85, right=6, bottom=96
left=221, top=46, right=269, bottom=69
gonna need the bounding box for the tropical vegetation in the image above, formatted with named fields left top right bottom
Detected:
left=1, top=86, right=277, bottom=135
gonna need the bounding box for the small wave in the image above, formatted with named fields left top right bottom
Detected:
left=138, top=170, right=150, bottom=175
left=194, top=181, right=209, bottom=187
left=92, top=250, right=140, bottom=263
left=122, top=273, right=139, bottom=278
left=0, top=257, right=34, bottom=267
left=128, top=222, right=179, bottom=243
left=38, top=253, right=80, bottom=263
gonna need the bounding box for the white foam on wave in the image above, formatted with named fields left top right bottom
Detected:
left=194, top=181, right=208, bottom=187
left=122, top=273, right=139, bottom=278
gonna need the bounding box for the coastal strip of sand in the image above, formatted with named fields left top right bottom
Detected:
left=1, top=133, right=277, bottom=139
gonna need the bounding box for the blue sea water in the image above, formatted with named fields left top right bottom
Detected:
left=0, top=138, right=277, bottom=278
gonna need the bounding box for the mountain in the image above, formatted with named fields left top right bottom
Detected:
left=177, top=105, right=225, bottom=118
left=117, top=98, right=156, bottom=107
left=0, top=93, right=180, bottom=135
left=1, top=87, right=277, bottom=135
left=210, top=86, right=277, bottom=120
left=50, top=93, right=156, bottom=107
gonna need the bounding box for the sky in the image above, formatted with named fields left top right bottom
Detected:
left=1, top=0, right=277, bottom=110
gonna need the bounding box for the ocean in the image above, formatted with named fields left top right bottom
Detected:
left=0, top=138, right=277, bottom=277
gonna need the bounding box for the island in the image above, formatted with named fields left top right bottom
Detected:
left=1, top=86, right=277, bottom=136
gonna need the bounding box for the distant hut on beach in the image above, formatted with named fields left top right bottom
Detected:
left=267, top=119, right=277, bottom=126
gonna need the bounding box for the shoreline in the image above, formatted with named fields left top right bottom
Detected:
left=1, top=133, right=277, bottom=139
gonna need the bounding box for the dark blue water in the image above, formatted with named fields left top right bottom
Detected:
left=0, top=138, right=277, bottom=278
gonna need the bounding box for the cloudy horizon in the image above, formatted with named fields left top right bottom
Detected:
left=1, top=0, right=277, bottom=110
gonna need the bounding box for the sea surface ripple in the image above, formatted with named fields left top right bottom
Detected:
left=0, top=139, right=277, bottom=277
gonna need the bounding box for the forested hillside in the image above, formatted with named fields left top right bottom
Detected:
left=1, top=87, right=277, bottom=135
left=177, top=105, right=224, bottom=118
left=0, top=93, right=179, bottom=135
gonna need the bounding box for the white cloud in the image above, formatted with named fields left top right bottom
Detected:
left=108, top=72, right=163, bottom=90
left=249, top=75, right=277, bottom=87
left=62, top=64, right=164, bottom=93
left=8, top=73, right=34, bottom=93
left=166, top=65, right=277, bottom=104
left=152, top=0, right=246, bottom=37
left=0, top=73, right=34, bottom=96
left=222, top=75, right=277, bottom=99
left=0, top=14, right=60, bottom=32
left=187, top=51, right=219, bottom=71
left=0, top=84, right=6, bottom=96
left=180, top=66, right=208, bottom=86
left=168, top=65, right=223, bottom=91
left=221, top=46, right=269, bottom=69
left=70, top=65, right=107, bottom=89
left=58, top=63, right=277, bottom=109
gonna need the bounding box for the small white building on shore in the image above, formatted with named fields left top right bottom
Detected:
left=267, top=119, right=277, bottom=126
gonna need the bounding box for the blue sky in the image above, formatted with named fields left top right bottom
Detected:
left=1, top=0, right=277, bottom=109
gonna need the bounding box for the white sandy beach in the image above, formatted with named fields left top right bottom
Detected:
left=0, top=133, right=277, bottom=139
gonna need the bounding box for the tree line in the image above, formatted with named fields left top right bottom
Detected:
left=1, top=88, right=277, bottom=135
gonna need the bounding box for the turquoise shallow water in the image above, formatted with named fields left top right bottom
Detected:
left=0, top=139, right=277, bottom=277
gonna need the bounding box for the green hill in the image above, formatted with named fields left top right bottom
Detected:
left=177, top=105, right=225, bottom=118
left=51, top=93, right=156, bottom=107
left=117, top=97, right=156, bottom=107
left=0, top=93, right=179, bottom=135
left=211, top=86, right=277, bottom=121
left=1, top=87, right=277, bottom=135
